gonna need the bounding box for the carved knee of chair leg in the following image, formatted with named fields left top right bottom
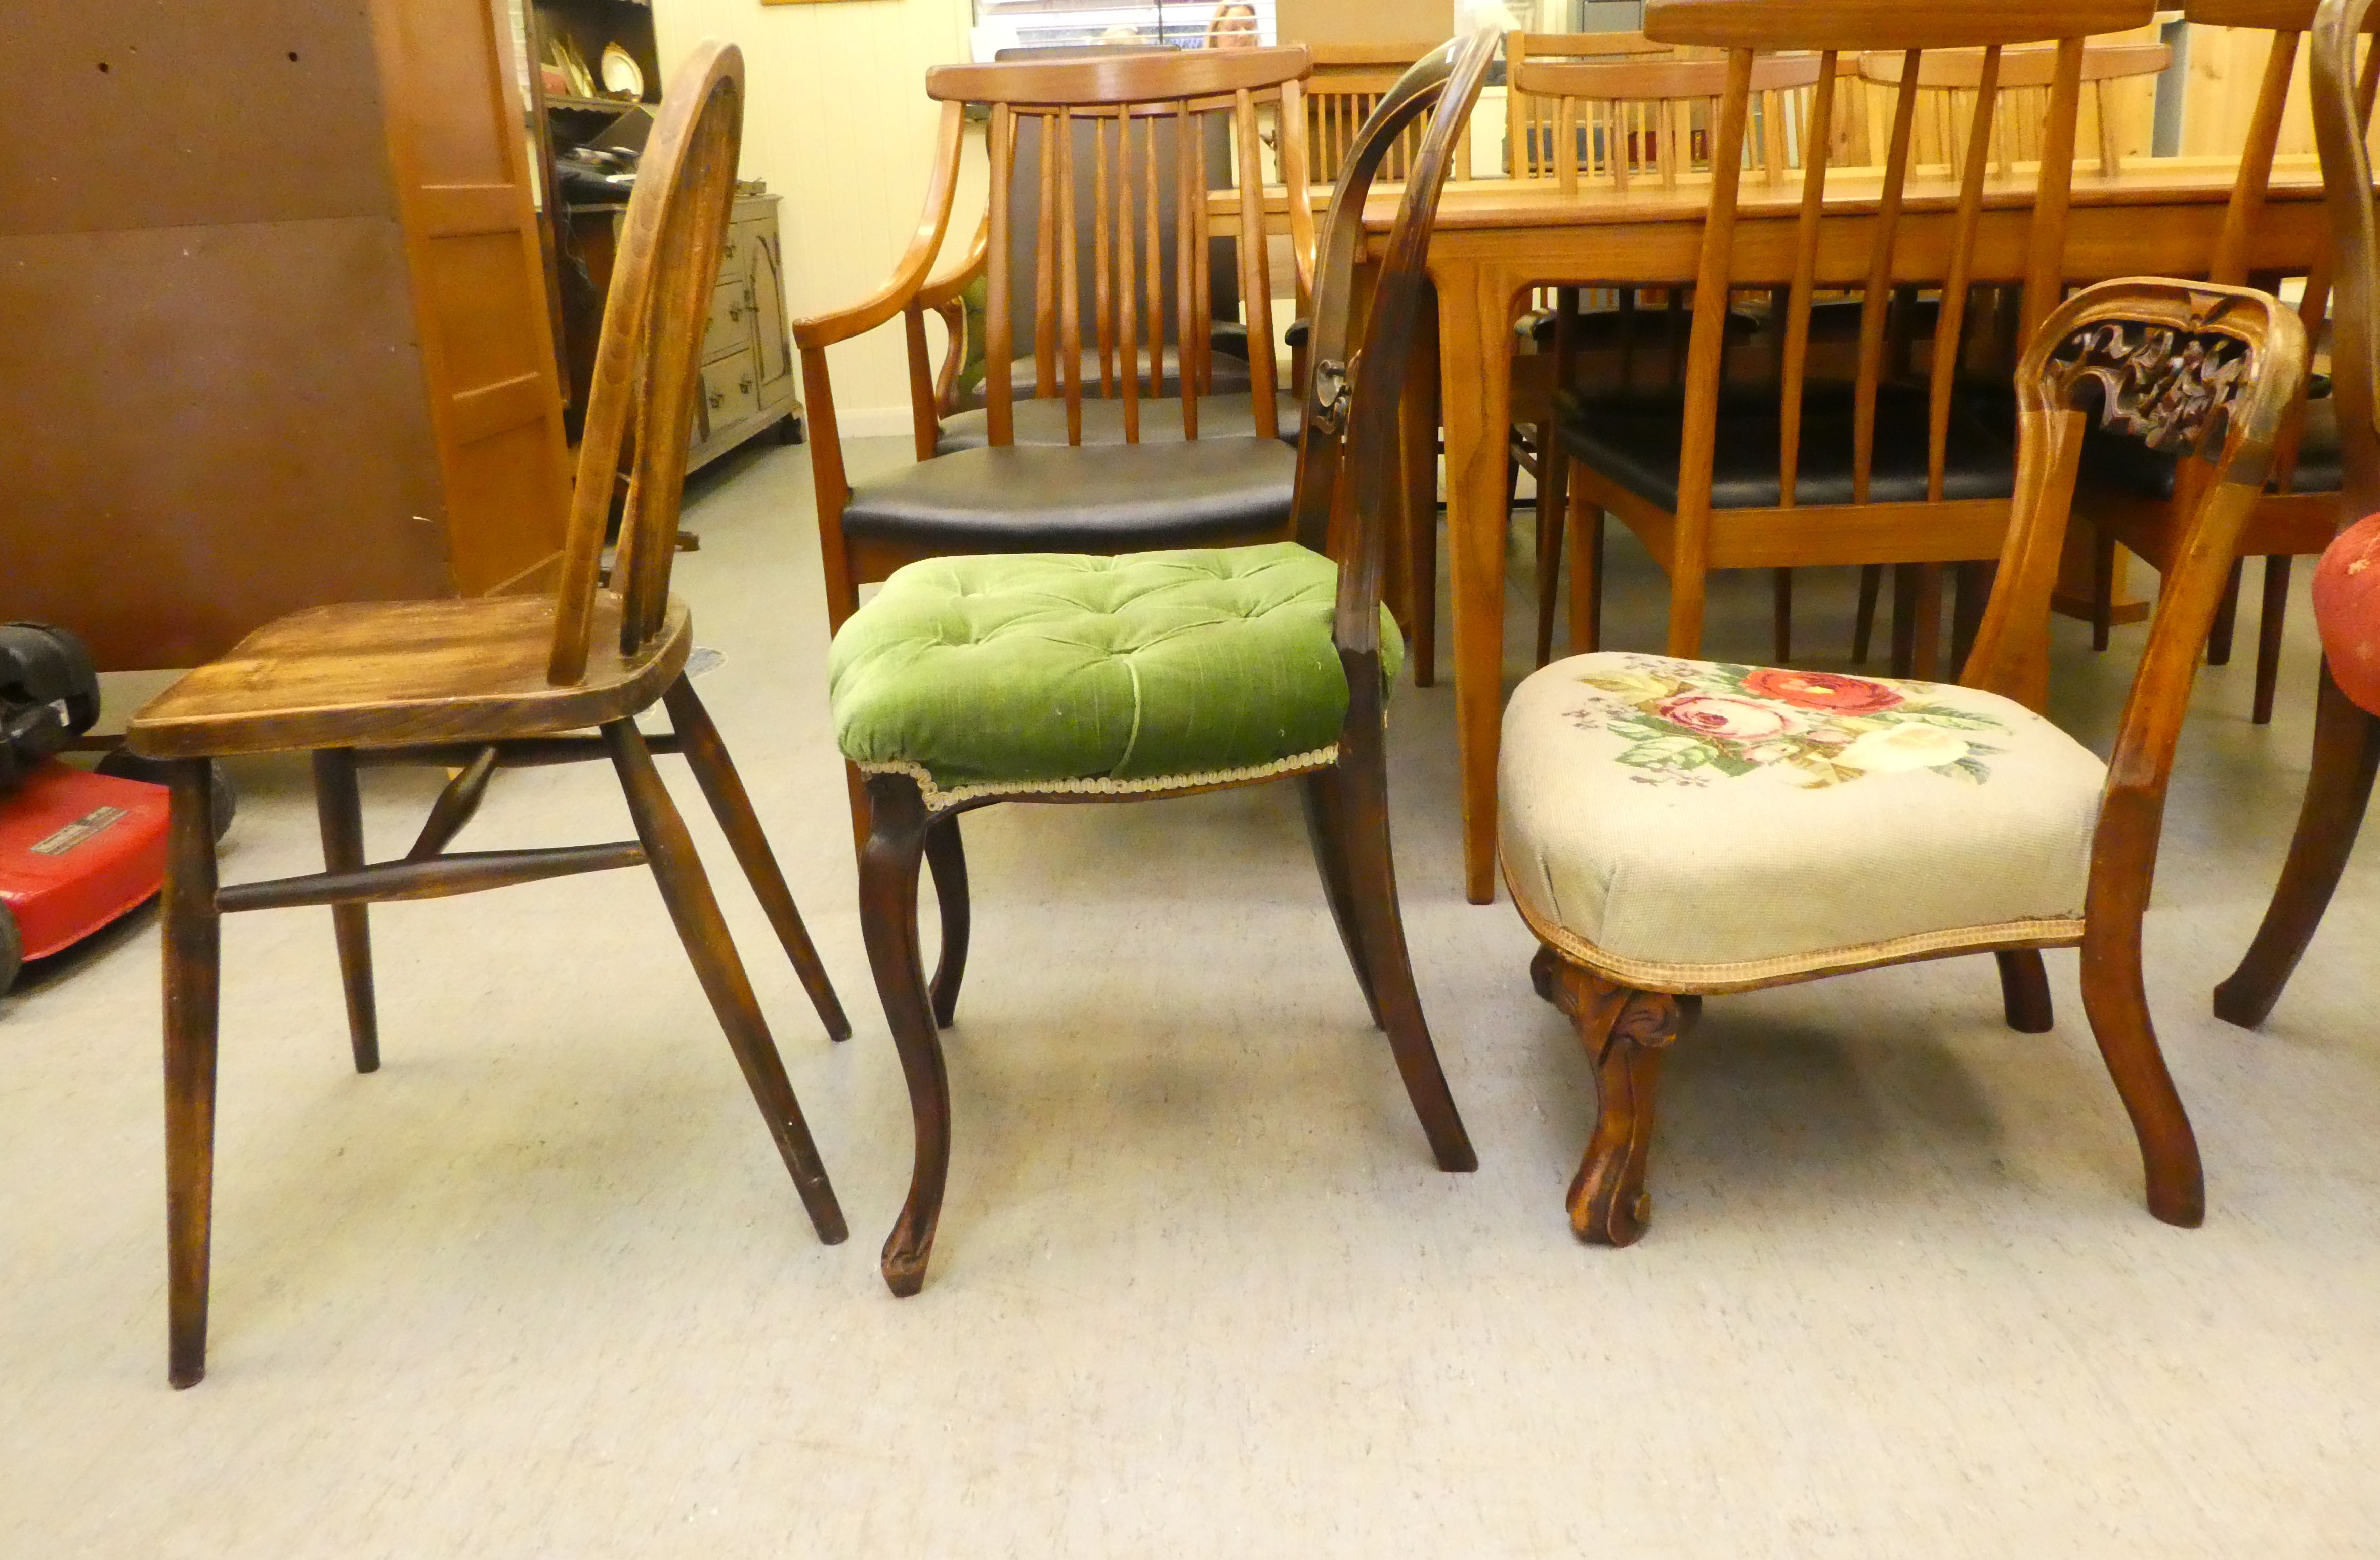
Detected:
left=1545, top=960, right=1684, bottom=1247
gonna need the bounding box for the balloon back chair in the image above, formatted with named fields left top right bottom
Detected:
left=827, top=30, right=1503, bottom=1298
left=123, top=42, right=848, bottom=1387
left=1501, top=275, right=2303, bottom=1244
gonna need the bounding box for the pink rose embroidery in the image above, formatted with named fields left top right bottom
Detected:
left=1739, top=667, right=1905, bottom=715
left=1654, top=694, right=1793, bottom=740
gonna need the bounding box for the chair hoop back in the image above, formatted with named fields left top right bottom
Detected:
left=1279, top=29, right=1499, bottom=656
left=548, top=41, right=747, bottom=685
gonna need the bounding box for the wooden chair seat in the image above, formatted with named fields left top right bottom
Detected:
left=127, top=596, right=688, bottom=761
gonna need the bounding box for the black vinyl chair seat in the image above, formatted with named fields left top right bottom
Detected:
left=841, top=438, right=1297, bottom=553
left=1553, top=381, right=2018, bottom=511
left=2081, top=389, right=2342, bottom=501
left=937, top=392, right=1301, bottom=454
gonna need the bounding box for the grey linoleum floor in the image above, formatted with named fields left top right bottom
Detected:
left=7, top=435, right=2380, bottom=1556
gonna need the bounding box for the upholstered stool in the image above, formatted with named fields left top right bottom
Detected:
left=1498, top=652, right=2105, bottom=988
left=833, top=542, right=1399, bottom=804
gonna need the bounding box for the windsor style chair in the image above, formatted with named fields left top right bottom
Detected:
left=828, top=30, right=1499, bottom=1298
left=2218, top=0, right=2380, bottom=1028
left=1505, top=275, right=2302, bottom=1246
left=1550, top=0, right=2142, bottom=677
left=2080, top=0, right=2364, bottom=726
left=122, top=43, right=849, bottom=1388
left=797, top=49, right=1321, bottom=638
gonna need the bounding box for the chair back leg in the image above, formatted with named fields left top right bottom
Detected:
left=1300, top=771, right=1387, bottom=1030
left=162, top=758, right=224, bottom=1389
left=923, top=815, right=971, bottom=1028
left=311, top=749, right=380, bottom=1073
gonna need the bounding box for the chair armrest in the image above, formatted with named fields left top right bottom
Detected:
left=792, top=100, right=967, bottom=351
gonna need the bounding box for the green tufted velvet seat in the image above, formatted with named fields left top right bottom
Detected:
left=830, top=543, right=1403, bottom=804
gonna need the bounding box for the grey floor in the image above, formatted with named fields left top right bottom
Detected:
left=7, top=436, right=2378, bottom=1556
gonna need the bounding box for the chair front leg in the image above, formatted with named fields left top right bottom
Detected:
left=162, top=759, right=223, bottom=1388
left=857, top=773, right=951, bottom=1297
left=661, top=677, right=852, bottom=1042
left=2216, top=659, right=2380, bottom=1027
left=2079, top=896, right=2205, bottom=1230
left=1538, top=952, right=1688, bottom=1247
left=923, top=814, right=969, bottom=1029
left=605, top=719, right=846, bottom=1246
left=311, top=750, right=379, bottom=1073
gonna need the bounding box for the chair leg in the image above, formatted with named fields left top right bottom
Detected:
left=1950, top=561, right=1992, bottom=678
left=2078, top=906, right=2205, bottom=1229
left=1994, top=949, right=2054, bottom=1034
left=2215, top=660, right=2380, bottom=1027
left=1568, top=497, right=1604, bottom=658
left=1533, top=426, right=1567, bottom=669
left=310, top=749, right=379, bottom=1074
left=2252, top=556, right=2291, bottom=726
left=2091, top=530, right=2118, bottom=652
left=661, top=677, right=852, bottom=1042
left=856, top=773, right=950, bottom=1297
left=1300, top=771, right=1384, bottom=1030
left=1890, top=563, right=1943, bottom=679
left=1770, top=568, right=1793, bottom=665
left=2207, top=557, right=2245, bottom=666
left=162, top=760, right=222, bottom=1389
left=604, top=719, right=845, bottom=1246
left=1851, top=564, right=1883, bottom=665
left=1539, top=953, right=1689, bottom=1247
left=1323, top=747, right=1476, bottom=1171
left=924, top=813, right=970, bottom=1029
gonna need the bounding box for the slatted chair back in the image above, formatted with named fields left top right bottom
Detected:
left=1638, top=0, right=2145, bottom=653
left=1857, top=40, right=2170, bottom=179
left=548, top=42, right=745, bottom=684
left=923, top=47, right=1315, bottom=447
left=1507, top=33, right=1822, bottom=193
left=2308, top=0, right=2380, bottom=516
left=1288, top=29, right=1501, bottom=662
left=1305, top=41, right=1495, bottom=183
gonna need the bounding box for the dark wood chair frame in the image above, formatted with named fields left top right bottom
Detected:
left=1526, top=275, right=2305, bottom=1245
left=124, top=43, right=849, bottom=1389
left=850, top=30, right=1502, bottom=1299
left=2218, top=0, right=2380, bottom=1026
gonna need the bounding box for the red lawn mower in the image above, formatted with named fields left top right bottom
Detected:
left=0, top=624, right=228, bottom=995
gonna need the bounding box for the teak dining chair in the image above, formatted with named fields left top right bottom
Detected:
left=827, top=30, right=1499, bottom=1298
left=1551, top=0, right=2155, bottom=676
left=1503, top=276, right=2302, bottom=1244
left=1305, top=41, right=1488, bottom=183
left=1855, top=39, right=2171, bottom=181
left=2080, top=0, right=2369, bottom=725
left=796, top=47, right=1320, bottom=638
left=2218, top=0, right=2380, bottom=1028
left=123, top=43, right=848, bottom=1388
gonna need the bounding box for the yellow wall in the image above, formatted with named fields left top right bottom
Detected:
left=653, top=0, right=979, bottom=434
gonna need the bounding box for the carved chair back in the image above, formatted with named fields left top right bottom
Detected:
left=1962, top=280, right=2302, bottom=912
left=1507, top=34, right=1821, bottom=193
left=2311, top=0, right=2380, bottom=516
left=1633, top=0, right=2149, bottom=651
left=548, top=41, right=745, bottom=684
left=1856, top=40, right=2170, bottom=179
left=1284, top=29, right=1500, bottom=667
left=922, top=48, right=1315, bottom=446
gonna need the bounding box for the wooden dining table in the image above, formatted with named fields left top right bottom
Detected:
left=1342, top=158, right=2332, bottom=902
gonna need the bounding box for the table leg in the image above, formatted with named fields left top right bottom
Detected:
left=1438, top=259, right=1518, bottom=904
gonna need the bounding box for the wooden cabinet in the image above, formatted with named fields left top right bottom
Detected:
left=0, top=0, right=572, bottom=671
left=691, top=196, right=803, bottom=468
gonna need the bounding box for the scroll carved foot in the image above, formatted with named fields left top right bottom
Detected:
left=1538, top=948, right=1689, bottom=1247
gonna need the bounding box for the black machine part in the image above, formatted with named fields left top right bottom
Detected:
left=1, top=624, right=101, bottom=794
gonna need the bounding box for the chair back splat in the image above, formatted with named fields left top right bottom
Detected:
left=923, top=48, right=1316, bottom=447
left=1289, top=31, right=1501, bottom=664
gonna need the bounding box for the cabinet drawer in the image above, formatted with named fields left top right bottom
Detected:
left=699, top=347, right=760, bottom=433
left=702, top=279, right=751, bottom=364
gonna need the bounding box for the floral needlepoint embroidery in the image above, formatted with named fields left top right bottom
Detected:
left=1565, top=655, right=2007, bottom=788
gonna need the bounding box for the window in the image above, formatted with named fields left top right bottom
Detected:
left=969, top=0, right=1277, bottom=61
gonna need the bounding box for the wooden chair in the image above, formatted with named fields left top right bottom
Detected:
left=1855, top=39, right=2171, bottom=180
left=2081, top=0, right=2368, bottom=725
left=1506, top=38, right=1826, bottom=666
left=1502, top=275, right=2302, bottom=1245
left=1550, top=0, right=2148, bottom=677
left=1305, top=41, right=1487, bottom=183
left=797, top=47, right=1321, bottom=640
left=2218, top=0, right=2380, bottom=1027
left=829, top=31, right=1500, bottom=1297
left=122, top=43, right=849, bottom=1388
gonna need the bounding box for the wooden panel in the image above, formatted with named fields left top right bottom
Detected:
left=0, top=1, right=394, bottom=236
left=1277, top=0, right=1452, bottom=49
left=0, top=221, right=451, bottom=668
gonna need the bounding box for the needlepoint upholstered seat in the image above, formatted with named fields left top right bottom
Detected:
left=831, top=544, right=1400, bottom=803
left=1499, top=654, right=2104, bottom=988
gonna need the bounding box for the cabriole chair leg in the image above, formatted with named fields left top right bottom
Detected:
left=857, top=774, right=951, bottom=1297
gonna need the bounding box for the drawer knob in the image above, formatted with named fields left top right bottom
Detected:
left=738, top=374, right=753, bottom=394
left=728, top=303, right=744, bottom=322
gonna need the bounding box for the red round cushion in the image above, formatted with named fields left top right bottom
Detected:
left=2313, top=511, right=2380, bottom=715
